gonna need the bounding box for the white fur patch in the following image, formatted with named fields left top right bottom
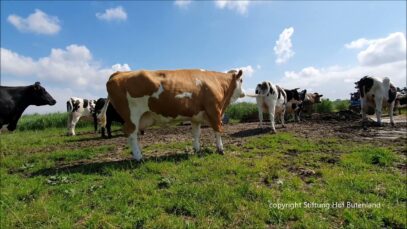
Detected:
left=151, top=84, right=164, bottom=99
left=195, top=79, right=202, bottom=86
left=175, top=92, right=192, bottom=99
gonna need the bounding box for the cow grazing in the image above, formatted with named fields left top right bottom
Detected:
left=254, top=81, right=287, bottom=133
left=99, top=69, right=245, bottom=161
left=355, top=76, right=396, bottom=127
left=66, top=97, right=96, bottom=136
left=284, top=88, right=307, bottom=122
left=94, top=98, right=124, bottom=138
left=0, top=82, right=56, bottom=132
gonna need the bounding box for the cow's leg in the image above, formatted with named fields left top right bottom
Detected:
left=92, top=113, right=98, bottom=133
left=107, top=119, right=113, bottom=138
left=101, top=127, right=106, bottom=138
left=361, top=98, right=368, bottom=129
left=67, top=113, right=72, bottom=135
left=268, top=104, right=277, bottom=133
left=280, top=110, right=286, bottom=128
left=128, top=131, right=142, bottom=161
left=375, top=96, right=383, bottom=126
left=70, top=113, right=81, bottom=136
left=258, top=104, right=264, bottom=128
left=205, top=107, right=224, bottom=154
left=215, top=132, right=224, bottom=154
left=191, top=122, right=201, bottom=153
left=389, top=102, right=395, bottom=126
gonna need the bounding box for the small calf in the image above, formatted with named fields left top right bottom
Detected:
left=66, top=97, right=96, bottom=136
left=284, top=88, right=307, bottom=122
left=254, top=81, right=287, bottom=133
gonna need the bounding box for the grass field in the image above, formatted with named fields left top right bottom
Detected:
left=1, top=115, right=406, bottom=228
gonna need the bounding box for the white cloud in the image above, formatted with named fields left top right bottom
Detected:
left=228, top=65, right=255, bottom=78
left=96, top=6, right=127, bottom=22
left=345, top=38, right=374, bottom=49
left=215, top=0, right=250, bottom=15
left=1, top=45, right=131, bottom=91
left=7, top=9, right=60, bottom=35
left=174, top=0, right=192, bottom=8
left=274, top=27, right=295, bottom=64
left=345, top=33, right=406, bottom=66
left=357, top=32, right=406, bottom=66
left=276, top=32, right=406, bottom=100
left=278, top=62, right=406, bottom=100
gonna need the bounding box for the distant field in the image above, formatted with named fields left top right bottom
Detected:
left=1, top=113, right=406, bottom=228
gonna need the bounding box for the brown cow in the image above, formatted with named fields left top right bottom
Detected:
left=99, top=69, right=245, bottom=161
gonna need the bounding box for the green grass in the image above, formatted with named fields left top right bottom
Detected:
left=17, top=113, right=95, bottom=131
left=1, top=126, right=406, bottom=228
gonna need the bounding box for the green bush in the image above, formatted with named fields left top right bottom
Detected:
left=332, top=99, right=350, bottom=111
left=17, top=112, right=94, bottom=131
left=315, top=99, right=334, bottom=113
left=225, top=102, right=258, bottom=122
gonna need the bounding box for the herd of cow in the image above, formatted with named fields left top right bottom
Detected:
left=1, top=69, right=406, bottom=161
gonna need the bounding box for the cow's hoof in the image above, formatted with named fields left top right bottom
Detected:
left=374, top=122, right=382, bottom=127
left=391, top=122, right=395, bottom=127
left=217, top=150, right=224, bottom=155
left=363, top=126, right=368, bottom=131
left=271, top=130, right=276, bottom=134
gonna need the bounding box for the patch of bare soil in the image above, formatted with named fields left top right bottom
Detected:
left=27, top=113, right=406, bottom=176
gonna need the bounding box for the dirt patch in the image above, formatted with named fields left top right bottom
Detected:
left=24, top=115, right=407, bottom=172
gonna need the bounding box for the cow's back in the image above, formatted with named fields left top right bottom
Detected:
left=108, top=70, right=227, bottom=119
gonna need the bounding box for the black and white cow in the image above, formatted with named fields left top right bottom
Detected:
left=66, top=97, right=96, bottom=136
left=94, top=98, right=124, bottom=138
left=0, top=82, right=56, bottom=132
left=395, top=87, right=407, bottom=115
left=284, top=88, right=307, bottom=122
left=355, top=76, right=396, bottom=128
left=254, top=81, right=287, bottom=133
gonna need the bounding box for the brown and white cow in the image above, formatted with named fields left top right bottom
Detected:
left=300, top=92, right=323, bottom=115
left=99, top=69, right=245, bottom=161
left=355, top=75, right=396, bottom=127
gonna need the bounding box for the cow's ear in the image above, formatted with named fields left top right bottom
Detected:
left=293, top=88, right=300, bottom=91
left=319, top=94, right=323, bottom=97
left=234, top=70, right=243, bottom=79
left=34, top=82, right=41, bottom=90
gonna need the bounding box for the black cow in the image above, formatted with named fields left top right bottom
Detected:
left=0, top=82, right=56, bottom=132
left=94, top=98, right=124, bottom=138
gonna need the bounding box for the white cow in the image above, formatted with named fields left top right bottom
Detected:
left=66, top=97, right=96, bottom=135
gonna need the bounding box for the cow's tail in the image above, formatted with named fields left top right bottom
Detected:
left=97, top=98, right=109, bottom=128
left=245, top=94, right=264, bottom=98
left=383, top=77, right=391, bottom=91
left=67, top=99, right=72, bottom=112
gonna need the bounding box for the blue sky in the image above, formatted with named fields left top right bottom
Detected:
left=1, top=1, right=406, bottom=113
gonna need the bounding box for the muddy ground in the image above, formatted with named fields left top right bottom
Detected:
left=35, top=114, right=406, bottom=168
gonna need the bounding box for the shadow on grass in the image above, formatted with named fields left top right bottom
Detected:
left=230, top=127, right=273, bottom=138
left=65, top=134, right=124, bottom=143
left=29, top=152, right=194, bottom=177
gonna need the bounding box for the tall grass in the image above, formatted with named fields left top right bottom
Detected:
left=17, top=113, right=94, bottom=131
left=225, top=102, right=258, bottom=122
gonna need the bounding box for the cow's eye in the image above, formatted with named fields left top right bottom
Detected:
left=240, top=79, right=243, bottom=83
